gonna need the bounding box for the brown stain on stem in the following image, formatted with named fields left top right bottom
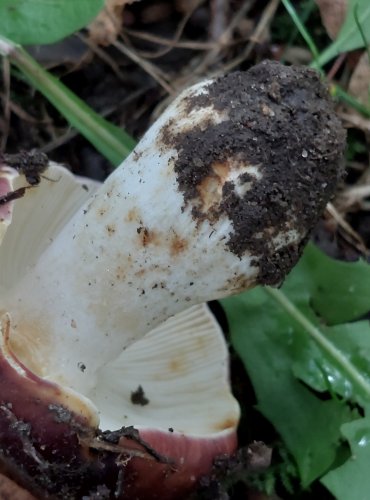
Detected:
left=106, top=224, right=116, bottom=236
left=97, top=206, right=108, bottom=217
left=168, top=357, right=187, bottom=375
left=115, top=265, right=126, bottom=281
left=212, top=416, right=239, bottom=432
left=170, top=233, right=188, bottom=257
left=6, top=314, right=51, bottom=378
left=125, top=208, right=140, bottom=223
left=137, top=226, right=158, bottom=247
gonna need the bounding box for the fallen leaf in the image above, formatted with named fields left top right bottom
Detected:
left=339, top=109, right=370, bottom=133
left=316, top=0, right=370, bottom=67
left=339, top=52, right=370, bottom=136
left=315, top=0, right=348, bottom=39
left=348, top=51, right=370, bottom=106
left=88, top=0, right=140, bottom=46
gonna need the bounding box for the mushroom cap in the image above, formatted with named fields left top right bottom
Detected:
left=0, top=162, right=99, bottom=287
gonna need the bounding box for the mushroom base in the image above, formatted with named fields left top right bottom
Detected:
left=0, top=314, right=237, bottom=499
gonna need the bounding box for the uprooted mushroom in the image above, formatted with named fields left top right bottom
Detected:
left=0, top=61, right=345, bottom=499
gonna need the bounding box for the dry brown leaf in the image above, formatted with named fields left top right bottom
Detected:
left=337, top=52, right=370, bottom=136
left=88, top=0, right=140, bottom=46
left=315, top=0, right=348, bottom=39
left=340, top=109, right=370, bottom=134
left=348, top=51, right=370, bottom=106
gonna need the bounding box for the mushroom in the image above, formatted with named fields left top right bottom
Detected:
left=0, top=61, right=345, bottom=499
left=0, top=163, right=19, bottom=241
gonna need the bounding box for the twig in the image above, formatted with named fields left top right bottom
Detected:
left=0, top=93, right=52, bottom=125
left=112, top=40, right=174, bottom=95
left=326, top=202, right=369, bottom=257
left=42, top=86, right=150, bottom=154
left=221, top=0, right=280, bottom=73
left=326, top=53, right=347, bottom=81
left=123, top=0, right=206, bottom=60
left=210, top=0, right=229, bottom=42
left=191, top=0, right=256, bottom=76
left=77, top=33, right=128, bottom=83
left=123, top=29, right=218, bottom=52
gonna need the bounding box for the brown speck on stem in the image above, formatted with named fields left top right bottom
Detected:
left=106, top=224, right=116, bottom=236
left=170, top=233, right=188, bottom=256
left=137, top=226, right=157, bottom=247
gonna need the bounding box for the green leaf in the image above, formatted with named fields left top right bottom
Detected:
left=322, top=418, right=370, bottom=500
left=292, top=321, right=370, bottom=404
left=222, top=243, right=370, bottom=487
left=222, top=288, right=355, bottom=487
left=290, top=244, right=370, bottom=325
left=316, top=0, right=370, bottom=67
left=0, top=0, right=104, bottom=45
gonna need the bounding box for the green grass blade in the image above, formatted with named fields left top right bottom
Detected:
left=331, top=84, right=370, bottom=118
left=314, top=0, right=370, bottom=68
left=281, top=0, right=322, bottom=71
left=0, top=36, right=135, bottom=166
left=265, top=287, right=370, bottom=403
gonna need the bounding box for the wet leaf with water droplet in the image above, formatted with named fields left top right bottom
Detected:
left=292, top=321, right=370, bottom=406
left=290, top=244, right=370, bottom=325
left=322, top=418, right=370, bottom=499
left=222, top=242, right=370, bottom=489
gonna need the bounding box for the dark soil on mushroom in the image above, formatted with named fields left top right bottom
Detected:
left=162, top=61, right=346, bottom=286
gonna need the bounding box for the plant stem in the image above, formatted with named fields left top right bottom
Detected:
left=0, top=36, right=135, bottom=166
left=281, top=0, right=322, bottom=72
left=265, top=286, right=370, bottom=402
left=331, top=83, right=370, bottom=118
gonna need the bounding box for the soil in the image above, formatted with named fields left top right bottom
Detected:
left=0, top=1, right=368, bottom=499
left=163, top=61, right=346, bottom=285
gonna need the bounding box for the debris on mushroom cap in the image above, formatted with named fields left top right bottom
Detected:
left=90, top=305, right=239, bottom=434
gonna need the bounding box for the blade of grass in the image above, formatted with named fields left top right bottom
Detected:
left=331, top=83, right=370, bottom=118
left=0, top=36, right=136, bottom=166
left=353, top=3, right=370, bottom=104
left=313, top=0, right=370, bottom=69
left=284, top=0, right=317, bottom=55
left=265, top=287, right=370, bottom=403
left=354, top=3, right=370, bottom=62
left=282, top=1, right=370, bottom=118
left=281, top=0, right=322, bottom=72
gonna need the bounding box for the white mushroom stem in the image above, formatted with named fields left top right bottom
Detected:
left=1, top=62, right=345, bottom=395
left=0, top=166, right=18, bottom=242
left=3, top=85, right=259, bottom=393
